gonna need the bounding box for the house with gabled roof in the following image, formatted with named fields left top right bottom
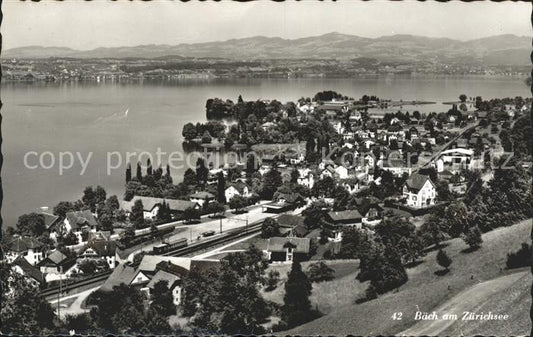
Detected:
left=61, top=210, right=98, bottom=243
left=264, top=237, right=311, bottom=263
left=41, top=211, right=61, bottom=232
left=101, top=255, right=219, bottom=305
left=276, top=214, right=308, bottom=237
left=121, top=196, right=200, bottom=220
left=189, top=191, right=216, bottom=207
left=225, top=181, right=251, bottom=202
left=5, top=236, right=45, bottom=265
left=325, top=209, right=363, bottom=241
left=37, top=250, right=78, bottom=282
left=12, top=256, right=45, bottom=287
left=78, top=239, right=117, bottom=269
left=402, top=173, right=437, bottom=208
left=379, top=158, right=412, bottom=177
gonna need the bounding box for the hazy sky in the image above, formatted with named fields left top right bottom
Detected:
left=2, top=1, right=531, bottom=50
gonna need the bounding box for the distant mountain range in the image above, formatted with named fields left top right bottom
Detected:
left=2, top=33, right=530, bottom=65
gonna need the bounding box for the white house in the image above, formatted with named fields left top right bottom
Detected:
left=341, top=179, right=360, bottom=195
left=5, top=236, right=45, bottom=266
left=320, top=166, right=336, bottom=179
left=297, top=168, right=315, bottom=189
left=334, top=166, right=349, bottom=179
left=62, top=210, right=99, bottom=243
left=189, top=191, right=216, bottom=207
left=101, top=255, right=219, bottom=306
left=121, top=196, right=200, bottom=220
left=37, top=250, right=78, bottom=282
left=258, top=165, right=271, bottom=176
left=437, top=148, right=474, bottom=173
left=225, top=182, right=252, bottom=202
left=402, top=173, right=437, bottom=208
left=78, top=239, right=117, bottom=270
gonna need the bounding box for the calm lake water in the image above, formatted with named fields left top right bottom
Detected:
left=1, top=75, right=529, bottom=227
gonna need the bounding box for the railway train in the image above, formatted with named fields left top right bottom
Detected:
left=152, top=237, right=188, bottom=255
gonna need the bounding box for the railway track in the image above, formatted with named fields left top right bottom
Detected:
left=162, top=222, right=263, bottom=257
left=40, top=270, right=112, bottom=299
left=40, top=219, right=265, bottom=298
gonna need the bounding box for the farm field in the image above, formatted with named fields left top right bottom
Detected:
left=284, top=218, right=532, bottom=335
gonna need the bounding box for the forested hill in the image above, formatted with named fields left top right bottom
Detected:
left=3, top=33, right=530, bottom=65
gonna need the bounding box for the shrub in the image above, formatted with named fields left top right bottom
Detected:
left=506, top=243, right=532, bottom=269
left=307, top=262, right=335, bottom=283
left=261, top=218, right=280, bottom=238
left=265, top=270, right=280, bottom=292
left=436, top=249, right=452, bottom=272
left=462, top=225, right=483, bottom=250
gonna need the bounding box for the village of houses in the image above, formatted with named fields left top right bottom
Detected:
left=2, top=92, right=530, bottom=327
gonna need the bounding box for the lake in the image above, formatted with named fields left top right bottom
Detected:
left=1, top=75, right=529, bottom=227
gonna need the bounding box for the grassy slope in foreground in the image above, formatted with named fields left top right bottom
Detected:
left=441, top=270, right=531, bottom=336
left=285, top=218, right=532, bottom=336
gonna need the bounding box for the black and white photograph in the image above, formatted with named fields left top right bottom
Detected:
left=0, top=1, right=531, bottom=335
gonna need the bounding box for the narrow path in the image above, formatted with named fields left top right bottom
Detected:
left=49, top=285, right=101, bottom=319
left=398, top=271, right=528, bottom=336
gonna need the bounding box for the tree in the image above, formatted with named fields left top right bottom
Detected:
left=122, top=226, right=135, bottom=247
left=53, top=201, right=75, bottom=218
left=217, top=171, right=227, bottom=203
left=99, top=213, right=114, bottom=232
left=90, top=284, right=146, bottom=333
left=182, top=207, right=200, bottom=223
left=207, top=201, right=225, bottom=218
left=181, top=247, right=270, bottom=334
left=183, top=168, right=197, bottom=186
left=143, top=308, right=173, bottom=334
left=78, top=259, right=98, bottom=275
left=95, top=185, right=107, bottom=208
left=462, top=225, right=483, bottom=250
left=130, top=199, right=145, bottom=227
left=105, top=195, right=120, bottom=212
left=136, top=162, right=143, bottom=181
left=64, top=313, right=94, bottom=334
left=290, top=169, right=300, bottom=184
left=82, top=186, right=97, bottom=212
left=229, top=195, right=248, bottom=213
left=302, top=200, right=329, bottom=230
left=261, top=167, right=282, bottom=200
left=146, top=158, right=153, bottom=176
left=125, top=162, right=132, bottom=183
left=156, top=201, right=172, bottom=222
left=374, top=217, right=424, bottom=264
left=150, top=280, right=176, bottom=317
left=419, top=213, right=448, bottom=248
left=459, top=94, right=467, bottom=103
left=63, top=231, right=79, bottom=245
left=182, top=122, right=198, bottom=141
left=196, top=158, right=209, bottom=186
left=261, top=217, right=280, bottom=238
left=1, top=264, right=57, bottom=334
left=282, top=259, right=313, bottom=328
left=436, top=249, right=452, bottom=273
left=16, top=213, right=46, bottom=236
left=307, top=262, right=335, bottom=283
left=265, top=270, right=280, bottom=291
